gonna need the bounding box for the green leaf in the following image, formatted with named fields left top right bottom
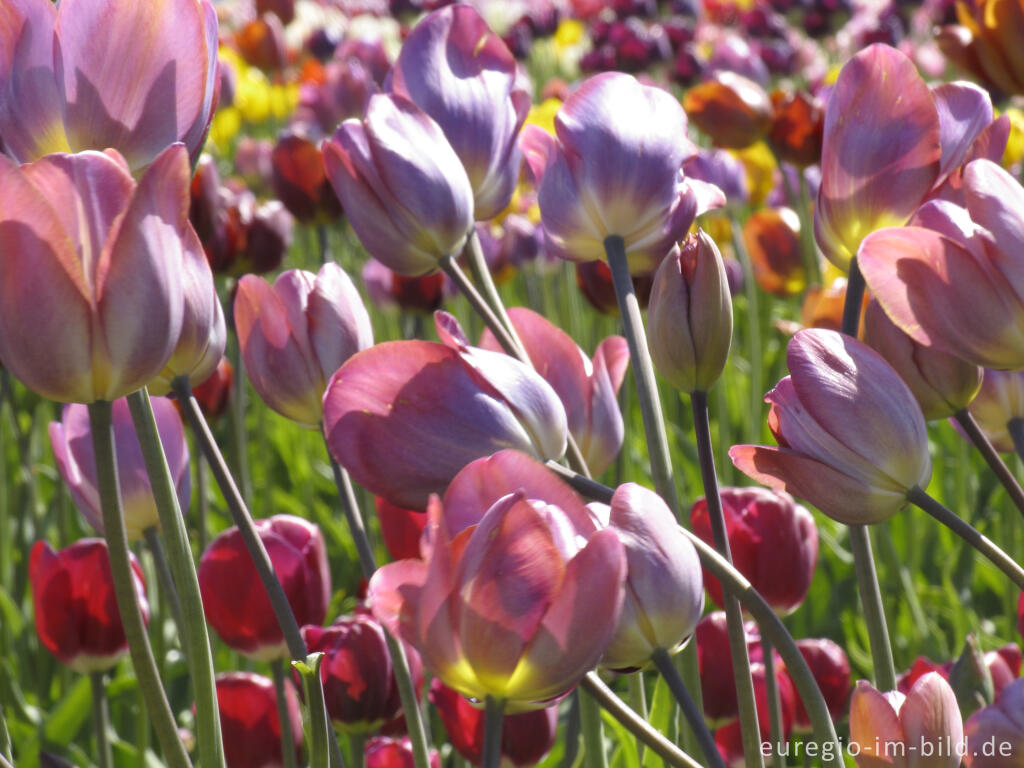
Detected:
left=42, top=676, right=90, bottom=747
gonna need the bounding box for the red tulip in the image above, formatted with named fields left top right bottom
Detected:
left=30, top=539, right=148, bottom=673
left=271, top=132, right=342, bottom=224
left=684, top=72, right=773, bottom=150
left=575, top=260, right=654, bottom=314
left=365, top=737, right=440, bottom=768
left=375, top=498, right=427, bottom=562
left=199, top=515, right=331, bottom=661
left=216, top=672, right=303, bottom=768
left=696, top=610, right=761, bottom=724
left=792, top=639, right=851, bottom=730
left=715, top=662, right=797, bottom=768
left=189, top=356, right=234, bottom=422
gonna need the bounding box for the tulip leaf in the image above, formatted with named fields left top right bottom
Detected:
left=0, top=589, right=22, bottom=636
left=643, top=676, right=676, bottom=768
left=601, top=710, right=641, bottom=768
left=42, top=676, right=90, bottom=746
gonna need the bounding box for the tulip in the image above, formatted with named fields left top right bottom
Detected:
left=189, top=356, right=234, bottom=422
left=429, top=679, right=558, bottom=767
left=730, top=329, right=932, bottom=525
left=938, top=0, right=1024, bottom=98
left=198, top=515, right=330, bottom=661
left=575, top=260, right=654, bottom=315
left=769, top=89, right=824, bottom=168
left=647, top=230, right=733, bottom=394
left=376, top=498, right=428, bottom=562
left=361, top=258, right=449, bottom=315
left=792, top=639, right=851, bottom=729
left=743, top=208, right=805, bottom=296
left=683, top=72, right=773, bottom=150
left=849, top=673, right=964, bottom=768
left=696, top=611, right=762, bottom=723
left=322, top=93, right=474, bottom=277
left=962, top=370, right=1024, bottom=454
left=479, top=307, right=629, bottom=477
left=301, top=611, right=418, bottom=733
left=523, top=72, right=724, bottom=274
left=387, top=5, right=530, bottom=220
left=0, top=0, right=219, bottom=170
left=690, top=487, right=817, bottom=616
left=49, top=397, right=189, bottom=541
left=271, top=132, right=342, bottom=224
left=599, top=483, right=704, bottom=671
left=29, top=539, right=148, bottom=674
left=323, top=314, right=568, bottom=511
left=863, top=299, right=981, bottom=421
left=800, top=277, right=868, bottom=333
left=0, top=145, right=191, bottom=403
left=860, top=160, right=1024, bottom=370
left=715, top=662, right=797, bottom=768
left=368, top=450, right=626, bottom=711
left=215, top=673, right=303, bottom=768
left=684, top=149, right=750, bottom=209
left=296, top=57, right=378, bottom=137
left=964, top=678, right=1024, bottom=768
left=234, top=15, right=286, bottom=73
left=235, top=263, right=373, bottom=428
left=899, top=658, right=953, bottom=695
left=365, top=737, right=441, bottom=768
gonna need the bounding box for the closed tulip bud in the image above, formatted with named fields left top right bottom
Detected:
left=849, top=673, right=964, bottom=768
left=600, top=483, right=704, bottom=671
left=0, top=146, right=192, bottom=403
left=375, top=498, right=428, bottom=562
left=365, top=737, right=441, bottom=768
left=793, top=639, right=851, bottom=730
left=964, top=678, right=1024, bottom=768
left=49, top=398, right=189, bottom=541
left=271, top=132, right=342, bottom=224
left=323, top=93, right=474, bottom=277
left=30, top=539, right=148, bottom=674
left=235, top=263, right=373, bottom=427
left=216, top=673, right=303, bottom=768
left=730, top=329, right=932, bottom=525
left=864, top=299, right=982, bottom=421
left=647, top=230, right=733, bottom=394
left=691, top=487, right=817, bottom=616
left=199, top=515, right=331, bottom=661
left=684, top=72, right=773, bottom=150
left=429, top=679, right=558, bottom=767
left=965, top=370, right=1024, bottom=454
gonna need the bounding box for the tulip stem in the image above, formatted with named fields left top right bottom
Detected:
left=271, top=659, right=300, bottom=768
left=841, top=258, right=865, bottom=337
left=227, top=333, right=252, bottom=506
left=318, top=225, right=331, bottom=265
left=760, top=637, right=785, bottom=768
left=90, top=672, right=113, bottom=768
left=294, top=654, right=333, bottom=768
left=326, top=451, right=377, bottom=577
left=439, top=254, right=523, bottom=362
left=691, top=390, right=764, bottom=768
left=348, top=733, right=366, bottom=768
left=907, top=487, right=1024, bottom=590
left=548, top=464, right=845, bottom=768
left=729, top=215, right=764, bottom=433
left=142, top=527, right=185, bottom=645
left=462, top=230, right=529, bottom=359
left=579, top=688, right=608, bottom=768
left=1008, top=418, right=1024, bottom=466
left=627, top=673, right=647, bottom=764
left=127, top=388, right=226, bottom=768
left=651, top=648, right=726, bottom=768
left=87, top=400, right=192, bottom=768
left=954, top=411, right=1024, bottom=516
left=196, top=451, right=210, bottom=553
left=603, top=236, right=680, bottom=517
left=482, top=696, right=505, bottom=768
left=0, top=700, right=11, bottom=767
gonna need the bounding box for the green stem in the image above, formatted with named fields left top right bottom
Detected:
left=626, top=673, right=647, bottom=764
left=760, top=638, right=785, bottom=768
left=841, top=258, right=866, bottom=337
left=439, top=254, right=522, bottom=361
left=603, top=235, right=680, bottom=517
left=651, top=649, right=725, bottom=768
left=272, top=659, right=299, bottom=768
left=907, top=487, right=1024, bottom=589
left=227, top=330, right=252, bottom=505
left=90, top=672, right=113, bottom=768
left=196, top=450, right=210, bottom=553
left=579, top=688, right=608, bottom=768
left=481, top=696, right=505, bottom=768
left=561, top=692, right=581, bottom=768
left=729, top=214, right=763, bottom=434
left=86, top=400, right=191, bottom=768
left=461, top=230, right=528, bottom=360
left=317, top=225, right=331, bottom=265
left=797, top=173, right=822, bottom=286
left=349, top=733, right=366, bottom=768
left=954, top=411, right=1024, bottom=517
left=141, top=527, right=185, bottom=644
left=127, top=388, right=225, bottom=768
left=326, top=451, right=376, bottom=577
left=690, top=390, right=763, bottom=768
left=294, top=654, right=333, bottom=768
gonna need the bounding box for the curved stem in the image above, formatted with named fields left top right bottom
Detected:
left=550, top=464, right=845, bottom=768
left=954, top=411, right=1024, bottom=517
left=127, top=388, right=225, bottom=768
left=908, top=487, right=1024, bottom=590
left=760, top=638, right=785, bottom=768
left=439, top=254, right=521, bottom=361
left=90, top=672, right=113, bottom=768
left=651, top=648, right=725, bottom=768
left=327, top=452, right=376, bottom=577
left=482, top=697, right=505, bottom=768
left=579, top=688, right=608, bottom=768
left=0, top=700, right=11, bottom=767
left=142, top=527, right=184, bottom=643
left=1009, top=418, right=1024, bottom=466
left=692, top=391, right=763, bottom=768
left=462, top=231, right=528, bottom=361
left=271, top=659, right=299, bottom=768
left=87, top=400, right=191, bottom=768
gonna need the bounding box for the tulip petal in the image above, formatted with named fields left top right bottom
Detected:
left=901, top=673, right=963, bottom=767
left=932, top=81, right=993, bottom=184
left=519, top=124, right=555, bottom=185
left=368, top=559, right=428, bottom=640
left=849, top=682, right=907, bottom=768
left=306, top=263, right=373, bottom=384
left=582, top=336, right=629, bottom=476
left=962, top=159, right=1024, bottom=303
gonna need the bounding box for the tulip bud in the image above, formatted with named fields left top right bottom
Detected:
left=966, top=370, right=1024, bottom=454
left=793, top=639, right=851, bottom=730
left=30, top=539, right=148, bottom=674
left=271, top=132, right=342, bottom=224
left=683, top=72, right=773, bottom=150
left=215, top=673, right=303, bottom=768
left=365, top=737, right=441, bottom=768
left=647, top=230, right=733, bottom=394
left=964, top=678, right=1024, bottom=768
left=937, top=0, right=1024, bottom=98
left=199, top=515, right=331, bottom=661
left=49, top=398, right=189, bottom=541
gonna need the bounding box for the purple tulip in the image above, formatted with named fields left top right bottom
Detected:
left=964, top=678, right=1024, bottom=768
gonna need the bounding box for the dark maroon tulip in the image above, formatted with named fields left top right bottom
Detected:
left=30, top=539, right=148, bottom=674
left=575, top=260, right=653, bottom=316
left=271, top=132, right=342, bottom=224
left=792, top=638, right=851, bottom=729
left=769, top=90, right=824, bottom=168
left=199, top=515, right=330, bottom=660
left=216, top=672, right=303, bottom=768
left=429, top=679, right=558, bottom=766
left=375, top=497, right=427, bottom=562
left=256, top=0, right=294, bottom=24
left=715, top=661, right=797, bottom=768
left=365, top=737, right=440, bottom=768
left=235, top=14, right=287, bottom=72
left=690, top=487, right=817, bottom=616
left=696, top=611, right=760, bottom=723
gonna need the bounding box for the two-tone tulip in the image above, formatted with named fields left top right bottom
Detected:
left=323, top=313, right=567, bottom=511
left=683, top=72, right=774, bottom=150
left=730, top=329, right=932, bottom=524
left=49, top=398, right=189, bottom=541
left=368, top=450, right=626, bottom=711
left=234, top=263, right=373, bottom=428
left=0, top=146, right=191, bottom=403
left=216, top=673, right=303, bottom=768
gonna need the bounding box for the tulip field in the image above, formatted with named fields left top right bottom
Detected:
left=3, top=0, right=1024, bottom=767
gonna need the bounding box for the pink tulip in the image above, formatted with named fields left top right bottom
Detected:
left=387, top=4, right=530, bottom=220
left=323, top=313, right=567, bottom=511
left=235, top=263, right=373, bottom=428
left=524, top=72, right=724, bottom=274
left=49, top=397, right=189, bottom=541
left=849, top=673, right=964, bottom=768
left=368, top=450, right=626, bottom=711
left=0, top=145, right=191, bottom=403
left=0, top=0, right=219, bottom=170
left=322, top=93, right=474, bottom=277
left=479, top=307, right=629, bottom=477
left=730, top=329, right=931, bottom=524
left=964, top=678, right=1024, bottom=768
